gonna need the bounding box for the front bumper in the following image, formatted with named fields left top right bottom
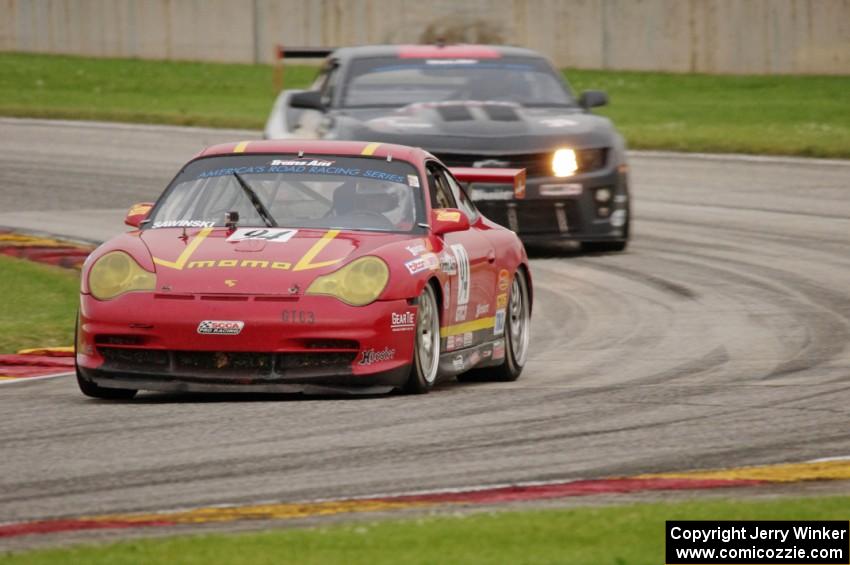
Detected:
left=77, top=292, right=416, bottom=394
left=470, top=166, right=629, bottom=242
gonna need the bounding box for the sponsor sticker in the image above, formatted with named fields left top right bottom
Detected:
left=426, top=59, right=479, bottom=65
left=475, top=303, right=489, bottom=317
left=540, top=183, right=582, bottom=197
left=446, top=335, right=457, bottom=351
left=281, top=310, right=315, bottom=324
left=391, top=311, right=416, bottom=332
left=270, top=159, right=334, bottom=167
left=494, top=309, right=506, bottom=336
left=451, top=244, right=470, bottom=305
left=407, top=174, right=420, bottom=187
left=152, top=220, right=215, bottom=229
left=443, top=282, right=450, bottom=310
left=439, top=250, right=457, bottom=275
left=405, top=253, right=439, bottom=275
left=227, top=228, right=298, bottom=243
left=493, top=340, right=505, bottom=360
left=359, top=347, right=395, bottom=366
left=498, top=269, right=511, bottom=291
left=128, top=203, right=152, bottom=216
left=455, top=304, right=467, bottom=322
left=468, top=350, right=481, bottom=366
left=197, top=320, right=244, bottom=335
left=469, top=188, right=513, bottom=201
left=405, top=257, right=429, bottom=275
left=452, top=354, right=465, bottom=371
left=436, top=210, right=462, bottom=222
left=496, top=293, right=508, bottom=309
left=406, top=243, right=427, bottom=256
left=463, top=332, right=473, bottom=347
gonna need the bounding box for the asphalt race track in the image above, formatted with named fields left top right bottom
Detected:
left=1, top=118, right=849, bottom=535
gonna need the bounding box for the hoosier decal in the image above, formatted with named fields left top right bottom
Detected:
left=359, top=347, right=395, bottom=366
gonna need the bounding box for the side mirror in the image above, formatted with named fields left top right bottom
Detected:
left=579, top=90, right=608, bottom=109
left=290, top=90, right=325, bottom=111
left=125, top=202, right=154, bottom=228
left=430, top=208, right=470, bottom=235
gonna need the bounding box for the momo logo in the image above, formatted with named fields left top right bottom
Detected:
left=197, top=320, right=244, bottom=335
left=358, top=347, right=395, bottom=366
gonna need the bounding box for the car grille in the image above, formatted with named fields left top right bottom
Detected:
left=476, top=200, right=582, bottom=235
left=434, top=148, right=608, bottom=177
left=97, top=347, right=359, bottom=378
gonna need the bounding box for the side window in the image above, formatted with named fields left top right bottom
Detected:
left=443, top=170, right=479, bottom=221
left=426, top=163, right=457, bottom=210
left=320, top=62, right=339, bottom=106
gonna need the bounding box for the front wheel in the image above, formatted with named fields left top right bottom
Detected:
left=76, top=366, right=137, bottom=400
left=404, top=283, right=441, bottom=394
left=580, top=240, right=627, bottom=253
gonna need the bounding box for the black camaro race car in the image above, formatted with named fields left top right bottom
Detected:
left=265, top=44, right=630, bottom=252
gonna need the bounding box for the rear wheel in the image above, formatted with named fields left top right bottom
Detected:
left=404, top=283, right=440, bottom=394
left=459, top=270, right=530, bottom=382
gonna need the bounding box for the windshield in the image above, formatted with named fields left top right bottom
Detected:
left=342, top=56, right=574, bottom=108
left=147, top=155, right=424, bottom=233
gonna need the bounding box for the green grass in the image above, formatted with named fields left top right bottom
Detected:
left=2, top=496, right=848, bottom=564
left=567, top=70, right=850, bottom=158
left=1, top=52, right=849, bottom=156
left=0, top=256, right=79, bottom=354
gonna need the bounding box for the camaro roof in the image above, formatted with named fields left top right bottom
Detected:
left=198, top=140, right=432, bottom=163
left=328, top=43, right=546, bottom=62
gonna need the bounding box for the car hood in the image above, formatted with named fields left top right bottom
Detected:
left=333, top=101, right=616, bottom=153
left=140, top=227, right=409, bottom=295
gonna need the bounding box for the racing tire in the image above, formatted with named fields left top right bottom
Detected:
left=580, top=240, right=627, bottom=253
left=74, top=319, right=137, bottom=399
left=404, top=283, right=441, bottom=394
left=76, top=366, right=138, bottom=400
left=458, top=269, right=530, bottom=383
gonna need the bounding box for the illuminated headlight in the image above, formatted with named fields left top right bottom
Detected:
left=552, top=148, right=578, bottom=177
left=595, top=188, right=612, bottom=203
left=306, top=256, right=389, bottom=306
left=88, top=251, right=156, bottom=301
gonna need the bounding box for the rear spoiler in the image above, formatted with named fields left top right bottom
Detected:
left=449, top=167, right=527, bottom=199
left=274, top=45, right=335, bottom=92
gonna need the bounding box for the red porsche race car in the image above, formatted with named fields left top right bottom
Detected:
left=76, top=140, right=532, bottom=398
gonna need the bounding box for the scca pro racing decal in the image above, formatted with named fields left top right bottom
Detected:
left=227, top=228, right=298, bottom=243
left=359, top=347, right=395, bottom=366
left=197, top=320, right=244, bottom=335
left=450, top=244, right=470, bottom=305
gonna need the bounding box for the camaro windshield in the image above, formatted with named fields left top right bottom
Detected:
left=146, top=155, right=425, bottom=233
left=342, top=56, right=575, bottom=108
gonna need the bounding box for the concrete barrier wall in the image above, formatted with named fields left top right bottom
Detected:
left=1, top=0, right=848, bottom=74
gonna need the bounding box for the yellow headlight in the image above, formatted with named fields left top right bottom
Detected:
left=306, top=256, right=389, bottom=306
left=88, top=251, right=156, bottom=301
left=552, top=148, right=578, bottom=177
